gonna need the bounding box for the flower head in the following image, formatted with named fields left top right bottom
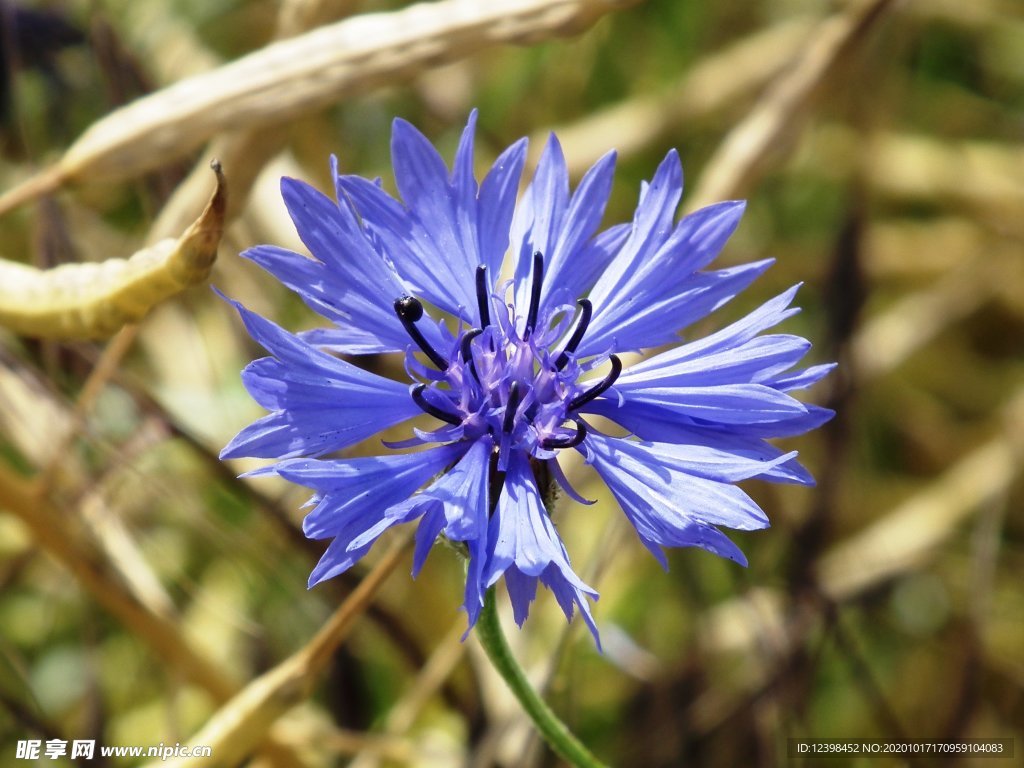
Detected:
left=221, top=111, right=834, bottom=644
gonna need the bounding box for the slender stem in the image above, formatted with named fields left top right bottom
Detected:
left=475, top=588, right=608, bottom=768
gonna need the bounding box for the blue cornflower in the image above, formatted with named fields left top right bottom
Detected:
left=221, top=111, right=833, bottom=643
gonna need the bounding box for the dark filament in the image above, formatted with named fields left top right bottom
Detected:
left=503, top=381, right=523, bottom=434
left=411, top=384, right=461, bottom=425
left=394, top=296, right=448, bottom=370
left=461, top=328, right=483, bottom=382
left=541, top=420, right=588, bottom=450
left=475, top=265, right=491, bottom=328
left=554, top=299, right=593, bottom=370
left=487, top=451, right=506, bottom=515
left=524, top=251, right=544, bottom=338
left=568, top=355, right=622, bottom=411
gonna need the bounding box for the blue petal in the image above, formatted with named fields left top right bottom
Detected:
left=610, top=435, right=795, bottom=484
left=603, top=381, right=808, bottom=425
left=390, top=117, right=479, bottom=316
left=219, top=299, right=418, bottom=459
left=770, top=362, right=837, bottom=392
left=731, top=403, right=835, bottom=438
left=477, top=137, right=528, bottom=278
left=244, top=244, right=424, bottom=354
left=412, top=506, right=447, bottom=577
left=619, top=334, right=812, bottom=389
left=275, top=444, right=467, bottom=540
left=291, top=446, right=467, bottom=587
left=540, top=222, right=630, bottom=328
left=334, top=174, right=466, bottom=316
left=355, top=437, right=493, bottom=626
left=512, top=135, right=571, bottom=311
left=483, top=452, right=599, bottom=640
left=586, top=398, right=815, bottom=485
left=578, top=258, right=772, bottom=356
left=542, top=151, right=618, bottom=309
left=504, top=566, right=539, bottom=626
left=582, top=150, right=685, bottom=308
left=308, top=536, right=373, bottom=587
left=632, top=285, right=802, bottom=366
left=585, top=433, right=770, bottom=567
left=272, top=177, right=427, bottom=353
left=485, top=453, right=593, bottom=584
left=541, top=565, right=601, bottom=647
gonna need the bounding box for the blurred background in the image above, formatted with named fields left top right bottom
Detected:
left=0, top=0, right=1022, bottom=766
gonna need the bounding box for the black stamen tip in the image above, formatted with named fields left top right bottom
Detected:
left=461, top=328, right=482, bottom=361
left=541, top=420, right=588, bottom=450
left=554, top=299, right=593, bottom=370
left=524, top=251, right=544, bottom=338
left=411, top=384, right=462, bottom=425
left=475, top=265, right=491, bottom=328
left=568, top=354, right=622, bottom=411
left=394, top=295, right=447, bottom=370
left=394, top=295, right=424, bottom=322
left=503, top=381, right=523, bottom=434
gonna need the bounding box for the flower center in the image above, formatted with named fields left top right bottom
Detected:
left=393, top=253, right=621, bottom=458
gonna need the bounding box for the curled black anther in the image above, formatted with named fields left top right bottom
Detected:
left=568, top=355, right=622, bottom=411
left=394, top=296, right=448, bottom=370
left=541, top=420, right=588, bottom=450
left=411, top=384, right=462, bottom=425
left=475, top=265, right=491, bottom=328
left=554, top=299, right=593, bottom=370
left=461, top=328, right=482, bottom=363
left=461, top=328, right=483, bottom=382
left=503, top=381, right=523, bottom=434
left=524, top=251, right=544, bottom=338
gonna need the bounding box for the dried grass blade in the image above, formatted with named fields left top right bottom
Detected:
left=0, top=464, right=237, bottom=701
left=0, top=0, right=640, bottom=214
left=140, top=532, right=411, bottom=768
left=686, top=0, right=896, bottom=211
left=550, top=16, right=816, bottom=176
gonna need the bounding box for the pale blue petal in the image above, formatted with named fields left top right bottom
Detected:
left=586, top=398, right=815, bottom=485
left=540, top=150, right=619, bottom=312
left=391, top=118, right=478, bottom=314
left=219, top=299, right=417, bottom=459
left=628, top=285, right=802, bottom=369
left=477, top=137, right=528, bottom=277
left=770, top=362, right=837, bottom=392
left=275, top=444, right=467, bottom=540
left=334, top=173, right=471, bottom=317
left=244, top=244, right=420, bottom=354
left=512, top=134, right=571, bottom=312
left=584, top=432, right=770, bottom=567
left=578, top=258, right=773, bottom=356
left=619, top=334, right=812, bottom=389
left=605, top=381, right=808, bottom=425
left=583, top=150, right=686, bottom=312
left=485, top=452, right=594, bottom=589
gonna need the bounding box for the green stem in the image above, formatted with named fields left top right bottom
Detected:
left=476, top=587, right=608, bottom=768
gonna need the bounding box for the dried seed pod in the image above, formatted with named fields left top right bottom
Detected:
left=0, top=163, right=226, bottom=339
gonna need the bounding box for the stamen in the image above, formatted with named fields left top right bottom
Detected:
left=487, top=451, right=505, bottom=515
left=541, top=420, right=587, bottom=449
left=475, top=265, right=491, bottom=328
left=524, top=251, right=544, bottom=338
left=461, top=328, right=483, bottom=382
left=554, top=299, right=593, bottom=370
left=568, top=355, right=622, bottom=411
left=503, top=381, right=523, bottom=434
left=411, top=384, right=461, bottom=425
left=394, top=296, right=448, bottom=370
left=460, top=328, right=482, bottom=363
